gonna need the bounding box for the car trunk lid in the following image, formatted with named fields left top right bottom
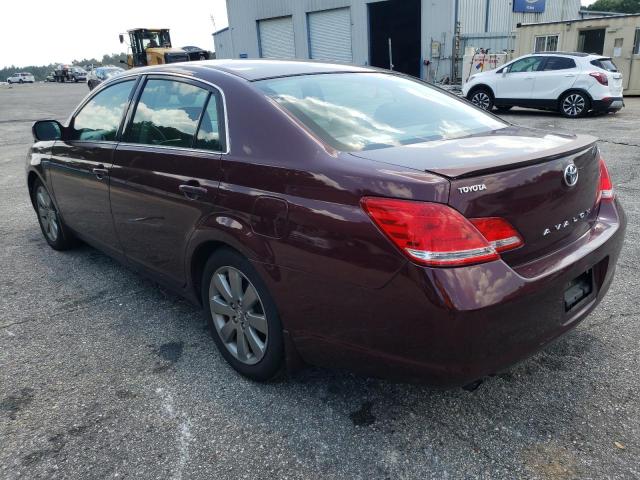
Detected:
left=351, top=127, right=601, bottom=267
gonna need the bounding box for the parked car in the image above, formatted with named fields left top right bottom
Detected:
left=27, top=60, right=626, bottom=386
left=69, top=66, right=87, bottom=82
left=7, top=72, right=35, bottom=84
left=181, top=45, right=212, bottom=61
left=86, top=66, right=125, bottom=90
left=463, top=52, right=624, bottom=118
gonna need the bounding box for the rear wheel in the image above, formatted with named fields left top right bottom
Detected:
left=32, top=180, right=76, bottom=250
left=202, top=249, right=284, bottom=381
left=468, top=87, right=494, bottom=111
left=560, top=92, right=589, bottom=118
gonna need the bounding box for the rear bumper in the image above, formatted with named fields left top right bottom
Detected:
left=592, top=96, right=624, bottom=112
left=284, top=199, right=626, bottom=387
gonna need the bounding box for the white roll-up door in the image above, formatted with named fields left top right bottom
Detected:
left=258, top=16, right=295, bottom=59
left=308, top=8, right=353, bottom=63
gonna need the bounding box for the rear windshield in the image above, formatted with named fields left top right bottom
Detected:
left=255, top=73, right=506, bottom=152
left=591, top=58, right=618, bottom=72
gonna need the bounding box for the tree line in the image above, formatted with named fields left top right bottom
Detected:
left=1, top=53, right=128, bottom=81
left=585, top=0, right=640, bottom=12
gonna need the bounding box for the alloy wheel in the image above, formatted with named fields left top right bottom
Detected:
left=35, top=186, right=59, bottom=242
left=562, top=94, right=586, bottom=117
left=471, top=91, right=491, bottom=110
left=209, top=266, right=269, bottom=365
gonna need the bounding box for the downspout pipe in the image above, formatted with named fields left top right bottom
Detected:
left=484, top=0, right=491, bottom=33
left=452, top=0, right=459, bottom=81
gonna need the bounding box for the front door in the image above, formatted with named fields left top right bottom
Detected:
left=495, top=56, right=544, bottom=100
left=49, top=79, right=137, bottom=255
left=110, top=76, right=226, bottom=287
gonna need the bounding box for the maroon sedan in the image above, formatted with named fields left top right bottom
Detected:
left=27, top=60, right=626, bottom=386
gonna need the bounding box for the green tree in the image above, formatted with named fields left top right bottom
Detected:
left=586, top=0, right=640, bottom=13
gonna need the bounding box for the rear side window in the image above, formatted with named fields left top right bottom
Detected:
left=126, top=79, right=208, bottom=148
left=194, top=93, right=226, bottom=152
left=591, top=58, right=618, bottom=72
left=71, top=80, right=135, bottom=141
left=542, top=57, right=576, bottom=71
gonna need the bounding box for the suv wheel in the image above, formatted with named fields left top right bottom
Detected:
left=202, top=248, right=284, bottom=381
left=469, top=87, right=494, bottom=111
left=560, top=92, right=589, bottom=118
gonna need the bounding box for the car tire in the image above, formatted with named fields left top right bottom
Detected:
left=559, top=91, right=590, bottom=118
left=19, top=79, right=24, bottom=84
left=495, top=105, right=512, bottom=112
left=468, top=87, right=494, bottom=111
left=202, top=248, right=284, bottom=381
left=32, top=179, right=77, bottom=251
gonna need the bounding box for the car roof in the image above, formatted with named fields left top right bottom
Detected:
left=180, top=59, right=379, bottom=81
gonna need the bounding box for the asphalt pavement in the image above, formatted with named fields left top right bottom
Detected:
left=1, top=82, right=638, bottom=480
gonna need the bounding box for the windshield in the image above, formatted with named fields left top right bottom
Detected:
left=142, top=30, right=171, bottom=49
left=256, top=73, right=506, bottom=151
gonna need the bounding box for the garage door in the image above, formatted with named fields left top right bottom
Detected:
left=308, top=8, right=353, bottom=63
left=258, top=16, right=295, bottom=59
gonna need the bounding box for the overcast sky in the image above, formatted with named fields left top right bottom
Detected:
left=2, top=0, right=598, bottom=68
left=0, top=0, right=229, bottom=68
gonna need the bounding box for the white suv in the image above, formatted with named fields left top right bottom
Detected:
left=7, top=72, right=35, bottom=84
left=462, top=52, right=624, bottom=118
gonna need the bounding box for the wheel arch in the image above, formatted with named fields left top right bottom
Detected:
left=557, top=88, right=593, bottom=108
left=467, top=84, right=495, bottom=100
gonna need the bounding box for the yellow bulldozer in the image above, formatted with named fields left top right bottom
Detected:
left=119, top=28, right=210, bottom=68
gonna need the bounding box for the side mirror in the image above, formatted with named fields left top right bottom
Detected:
left=119, top=34, right=124, bottom=44
left=32, top=120, right=63, bottom=142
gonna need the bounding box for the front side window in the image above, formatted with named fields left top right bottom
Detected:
left=508, top=56, right=544, bottom=73
left=542, top=56, right=576, bottom=71
left=256, top=73, right=506, bottom=152
left=126, top=79, right=209, bottom=148
left=70, top=80, right=135, bottom=141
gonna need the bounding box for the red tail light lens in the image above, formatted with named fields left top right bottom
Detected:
left=469, top=217, right=524, bottom=253
left=599, top=156, right=614, bottom=200
left=589, top=72, right=609, bottom=86
left=361, top=197, right=523, bottom=267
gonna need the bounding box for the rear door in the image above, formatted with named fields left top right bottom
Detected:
left=110, top=76, right=226, bottom=287
left=495, top=56, right=544, bottom=100
left=49, top=78, right=137, bottom=255
left=532, top=56, right=578, bottom=101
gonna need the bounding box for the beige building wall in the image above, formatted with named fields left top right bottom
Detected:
left=515, top=15, right=640, bottom=95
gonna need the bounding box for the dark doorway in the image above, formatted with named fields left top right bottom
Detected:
left=577, top=29, right=605, bottom=55
left=368, top=0, right=421, bottom=77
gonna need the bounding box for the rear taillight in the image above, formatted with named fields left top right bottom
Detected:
left=599, top=156, right=614, bottom=201
left=361, top=197, right=523, bottom=267
left=589, top=72, right=609, bottom=86
left=469, top=217, right=524, bottom=253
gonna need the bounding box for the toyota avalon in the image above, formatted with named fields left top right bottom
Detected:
left=27, top=60, right=626, bottom=386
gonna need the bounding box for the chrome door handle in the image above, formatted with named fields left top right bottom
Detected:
left=564, top=74, right=576, bottom=77
left=179, top=184, right=207, bottom=199
left=92, top=166, right=108, bottom=179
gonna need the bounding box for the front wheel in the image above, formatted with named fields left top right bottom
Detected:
left=560, top=92, right=589, bottom=118
left=468, top=88, right=494, bottom=111
left=32, top=180, right=76, bottom=250
left=202, top=248, right=284, bottom=381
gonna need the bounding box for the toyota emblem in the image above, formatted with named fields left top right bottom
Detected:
left=563, top=164, right=578, bottom=187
